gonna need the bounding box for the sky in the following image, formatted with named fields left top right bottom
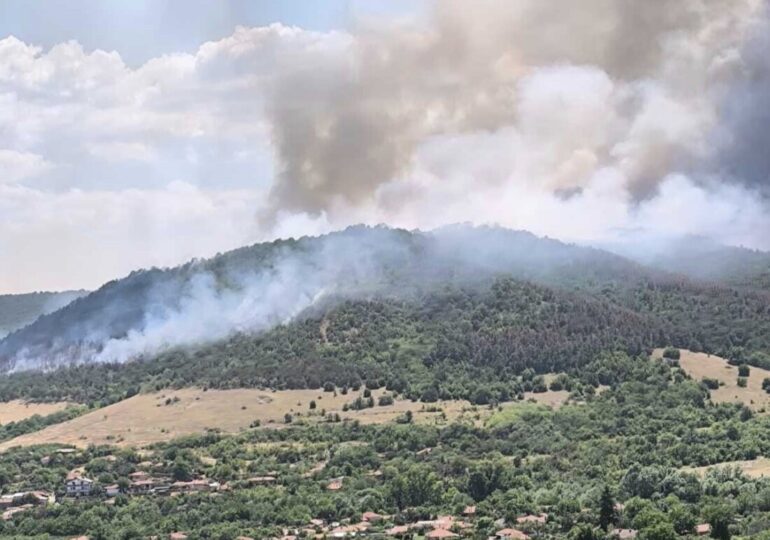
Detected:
left=1, top=0, right=769, bottom=294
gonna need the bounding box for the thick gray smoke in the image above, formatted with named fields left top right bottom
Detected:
left=260, top=0, right=770, bottom=247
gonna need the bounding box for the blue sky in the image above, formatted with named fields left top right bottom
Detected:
left=0, top=0, right=421, bottom=65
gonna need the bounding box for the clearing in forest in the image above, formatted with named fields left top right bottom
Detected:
left=684, top=457, right=770, bottom=479
left=0, top=388, right=474, bottom=450
left=654, top=349, right=770, bottom=411
left=0, top=400, right=72, bottom=424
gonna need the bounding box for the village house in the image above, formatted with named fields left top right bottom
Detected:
left=170, top=479, right=219, bottom=493
left=129, top=479, right=157, bottom=495
left=462, top=505, right=476, bottom=517
left=65, top=472, right=94, bottom=498
left=515, top=513, right=548, bottom=525
left=0, top=491, right=53, bottom=508
left=105, top=484, right=120, bottom=497
left=326, top=478, right=344, bottom=491
left=426, top=529, right=459, bottom=539
left=385, top=524, right=410, bottom=537
left=496, top=528, right=530, bottom=540
left=696, top=523, right=711, bottom=536
left=362, top=511, right=384, bottom=523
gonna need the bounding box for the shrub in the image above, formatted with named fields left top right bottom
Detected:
left=663, top=348, right=681, bottom=360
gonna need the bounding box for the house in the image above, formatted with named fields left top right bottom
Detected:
left=426, top=529, right=458, bottom=539
left=386, top=525, right=410, bottom=537
left=171, top=479, right=217, bottom=493
left=462, top=505, right=476, bottom=517
left=611, top=529, right=638, bottom=539
left=696, top=523, right=711, bottom=535
left=129, top=471, right=150, bottom=481
left=105, top=484, right=120, bottom=497
left=496, top=529, right=530, bottom=540
left=169, top=533, right=188, bottom=540
left=0, top=491, right=53, bottom=508
left=65, top=473, right=94, bottom=498
left=326, top=478, right=344, bottom=491
left=130, top=480, right=157, bottom=495
left=362, top=511, right=384, bottom=523
left=329, top=522, right=370, bottom=537
left=516, top=513, right=548, bottom=525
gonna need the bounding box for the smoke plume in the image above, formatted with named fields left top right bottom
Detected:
left=260, top=0, right=770, bottom=248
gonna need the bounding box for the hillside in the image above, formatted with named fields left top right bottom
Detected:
left=626, top=236, right=770, bottom=291
left=0, top=226, right=769, bottom=405
left=0, top=291, right=86, bottom=339
left=0, top=225, right=653, bottom=372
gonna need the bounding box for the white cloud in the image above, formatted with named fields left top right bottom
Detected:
left=0, top=1, right=769, bottom=293
left=0, top=149, right=52, bottom=183
left=87, top=141, right=157, bottom=162
left=0, top=182, right=262, bottom=293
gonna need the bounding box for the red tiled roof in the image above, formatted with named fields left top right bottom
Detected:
left=426, top=529, right=459, bottom=539
left=496, top=529, right=530, bottom=540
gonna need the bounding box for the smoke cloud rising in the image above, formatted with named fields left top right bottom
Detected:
left=2, top=1, right=770, bottom=294
left=3, top=1, right=770, bottom=369
left=260, top=0, right=770, bottom=247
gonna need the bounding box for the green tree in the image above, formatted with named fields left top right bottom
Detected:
left=703, top=503, right=733, bottom=540
left=599, top=485, right=616, bottom=531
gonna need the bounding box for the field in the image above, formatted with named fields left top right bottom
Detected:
left=654, top=349, right=770, bottom=411
left=0, top=382, right=574, bottom=450
left=684, top=457, right=770, bottom=479
left=0, top=400, right=71, bottom=424
left=0, top=388, right=472, bottom=450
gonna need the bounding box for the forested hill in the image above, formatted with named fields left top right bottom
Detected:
left=0, top=225, right=655, bottom=372
left=0, top=291, right=86, bottom=339
left=626, top=237, right=770, bottom=292
left=0, top=225, right=768, bottom=400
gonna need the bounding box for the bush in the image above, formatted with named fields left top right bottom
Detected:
left=738, top=365, right=750, bottom=377
left=663, top=348, right=681, bottom=360
left=702, top=378, right=720, bottom=390
left=378, top=394, right=394, bottom=406
left=737, top=377, right=747, bottom=388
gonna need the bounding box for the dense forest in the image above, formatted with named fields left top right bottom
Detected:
left=0, top=270, right=768, bottom=406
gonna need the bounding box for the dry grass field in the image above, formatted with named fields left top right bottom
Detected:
left=0, top=400, right=71, bottom=424
left=0, top=388, right=477, bottom=450
left=684, top=457, right=770, bottom=479
left=0, top=372, right=574, bottom=450
left=653, top=348, right=770, bottom=410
